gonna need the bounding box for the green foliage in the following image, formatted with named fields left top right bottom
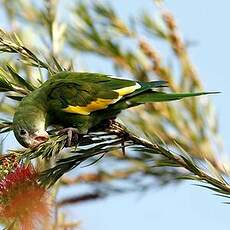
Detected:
left=0, top=0, right=229, bottom=228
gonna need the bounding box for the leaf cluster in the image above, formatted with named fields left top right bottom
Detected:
left=0, top=0, right=228, bottom=223
left=8, top=121, right=230, bottom=201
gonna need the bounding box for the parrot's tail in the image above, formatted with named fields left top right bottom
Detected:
left=119, top=81, right=219, bottom=107
left=98, top=81, right=219, bottom=122
left=110, top=79, right=219, bottom=111
left=125, top=91, right=219, bottom=107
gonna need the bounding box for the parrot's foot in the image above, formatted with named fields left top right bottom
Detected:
left=93, top=119, right=128, bottom=155
left=58, top=128, right=79, bottom=147
left=105, top=119, right=128, bottom=156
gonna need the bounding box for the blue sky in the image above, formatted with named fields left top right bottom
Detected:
left=73, top=1, right=230, bottom=229
left=1, top=0, right=230, bottom=229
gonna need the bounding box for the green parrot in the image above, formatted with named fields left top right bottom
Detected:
left=13, top=71, right=213, bottom=148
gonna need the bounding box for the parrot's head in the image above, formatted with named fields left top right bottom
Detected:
left=13, top=103, right=49, bottom=148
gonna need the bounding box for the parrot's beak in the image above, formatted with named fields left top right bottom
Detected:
left=31, top=131, right=49, bottom=148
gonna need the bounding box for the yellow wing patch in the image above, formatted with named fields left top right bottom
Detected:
left=114, top=83, right=141, bottom=96
left=62, top=83, right=141, bottom=115
left=62, top=98, right=116, bottom=115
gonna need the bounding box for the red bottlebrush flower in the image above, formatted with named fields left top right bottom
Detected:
left=0, top=164, right=51, bottom=229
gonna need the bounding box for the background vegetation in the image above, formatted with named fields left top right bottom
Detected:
left=0, top=0, right=229, bottom=229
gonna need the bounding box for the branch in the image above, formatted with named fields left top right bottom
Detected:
left=8, top=121, right=229, bottom=199
left=114, top=123, right=230, bottom=196
left=57, top=192, right=105, bottom=207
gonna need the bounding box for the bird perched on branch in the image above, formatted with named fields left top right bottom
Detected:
left=13, top=72, right=214, bottom=148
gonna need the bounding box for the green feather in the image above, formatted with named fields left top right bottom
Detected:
left=127, top=91, right=219, bottom=105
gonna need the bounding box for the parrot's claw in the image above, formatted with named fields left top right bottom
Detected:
left=121, top=140, right=126, bottom=156
left=58, top=127, right=79, bottom=147
left=105, top=119, right=127, bottom=156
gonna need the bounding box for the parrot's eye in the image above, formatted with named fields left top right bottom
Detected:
left=19, top=129, right=27, bottom=136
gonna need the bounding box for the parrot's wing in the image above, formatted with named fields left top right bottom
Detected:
left=47, top=74, right=144, bottom=115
